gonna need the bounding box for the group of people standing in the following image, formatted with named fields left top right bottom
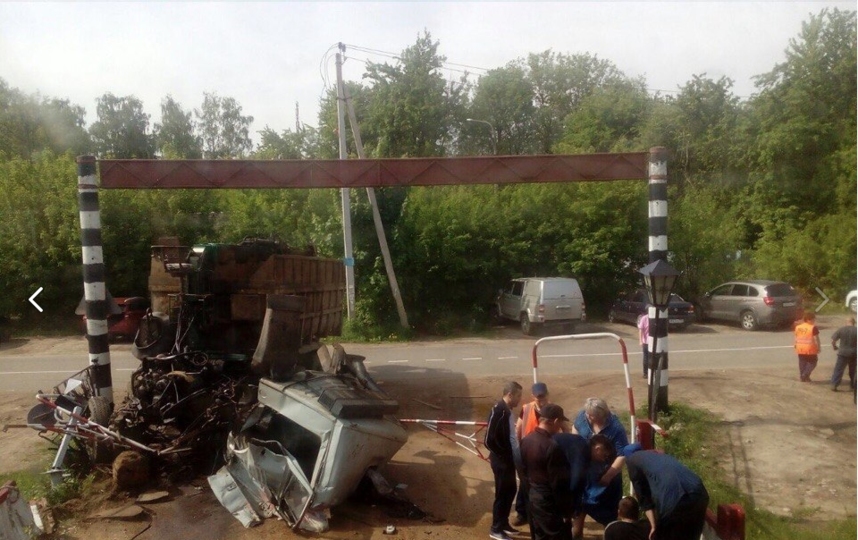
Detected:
left=794, top=313, right=857, bottom=396
left=485, top=382, right=708, bottom=540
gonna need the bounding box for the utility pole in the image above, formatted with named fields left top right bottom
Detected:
left=295, top=101, right=301, bottom=133
left=343, top=85, right=410, bottom=329
left=336, top=44, right=355, bottom=319
left=647, top=147, right=670, bottom=414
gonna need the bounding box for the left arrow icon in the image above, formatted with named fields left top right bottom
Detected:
left=29, top=287, right=43, bottom=313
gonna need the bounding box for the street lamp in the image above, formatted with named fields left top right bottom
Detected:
left=465, top=118, right=497, bottom=155
left=639, top=259, right=680, bottom=308
left=639, top=259, right=680, bottom=422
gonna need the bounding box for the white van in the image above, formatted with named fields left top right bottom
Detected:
left=493, top=277, right=586, bottom=335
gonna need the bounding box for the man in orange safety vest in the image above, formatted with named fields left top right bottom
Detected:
left=795, top=312, right=821, bottom=382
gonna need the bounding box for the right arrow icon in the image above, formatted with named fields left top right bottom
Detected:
left=814, top=287, right=830, bottom=312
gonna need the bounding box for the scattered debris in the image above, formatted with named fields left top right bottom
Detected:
left=0, top=481, right=39, bottom=539
left=29, top=239, right=413, bottom=534
left=29, top=498, right=53, bottom=535
left=135, top=491, right=170, bottom=504
left=411, top=399, right=443, bottom=410
left=87, top=504, right=145, bottom=520
left=112, top=451, right=150, bottom=490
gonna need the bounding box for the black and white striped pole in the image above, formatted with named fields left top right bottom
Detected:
left=77, top=155, right=113, bottom=404
left=645, top=147, right=675, bottom=417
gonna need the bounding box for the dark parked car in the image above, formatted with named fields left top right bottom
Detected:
left=696, top=280, right=802, bottom=331
left=608, top=289, right=695, bottom=331
left=81, top=296, right=150, bottom=341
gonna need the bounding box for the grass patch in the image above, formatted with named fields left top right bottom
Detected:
left=648, top=402, right=856, bottom=540
left=0, top=443, right=98, bottom=506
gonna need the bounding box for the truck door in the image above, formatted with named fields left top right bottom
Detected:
left=501, top=281, right=524, bottom=319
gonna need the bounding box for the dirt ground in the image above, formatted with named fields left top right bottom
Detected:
left=0, top=352, right=854, bottom=540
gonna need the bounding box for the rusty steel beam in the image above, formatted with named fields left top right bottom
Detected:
left=98, top=153, right=648, bottom=189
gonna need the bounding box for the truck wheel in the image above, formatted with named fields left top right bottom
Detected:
left=740, top=311, right=758, bottom=331
left=86, top=396, right=114, bottom=464
left=520, top=315, right=533, bottom=336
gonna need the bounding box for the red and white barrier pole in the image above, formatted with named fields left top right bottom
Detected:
left=531, top=333, right=636, bottom=444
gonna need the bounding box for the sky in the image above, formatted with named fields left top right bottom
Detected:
left=0, top=1, right=853, bottom=142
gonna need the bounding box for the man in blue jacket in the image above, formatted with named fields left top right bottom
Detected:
left=616, top=445, right=709, bottom=540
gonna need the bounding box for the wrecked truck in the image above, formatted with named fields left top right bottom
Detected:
left=31, top=238, right=407, bottom=532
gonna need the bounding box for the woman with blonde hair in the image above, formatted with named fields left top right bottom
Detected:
left=569, top=397, right=629, bottom=538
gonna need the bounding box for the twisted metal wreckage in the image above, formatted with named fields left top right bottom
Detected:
left=27, top=240, right=410, bottom=532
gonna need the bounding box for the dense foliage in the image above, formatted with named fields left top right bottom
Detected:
left=0, top=12, right=854, bottom=334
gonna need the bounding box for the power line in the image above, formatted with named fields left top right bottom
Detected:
left=343, top=43, right=491, bottom=74
left=345, top=53, right=481, bottom=78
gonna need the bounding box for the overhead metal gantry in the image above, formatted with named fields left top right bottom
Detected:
left=97, top=153, right=649, bottom=189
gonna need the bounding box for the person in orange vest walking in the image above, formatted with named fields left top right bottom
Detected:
left=513, top=382, right=553, bottom=527
left=795, top=312, right=821, bottom=382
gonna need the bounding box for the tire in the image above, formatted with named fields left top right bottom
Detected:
left=86, top=396, right=114, bottom=464
left=521, top=314, right=534, bottom=336
left=740, top=311, right=758, bottom=331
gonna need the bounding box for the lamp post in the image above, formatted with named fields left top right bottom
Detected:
left=465, top=118, right=497, bottom=155
left=639, top=259, right=680, bottom=421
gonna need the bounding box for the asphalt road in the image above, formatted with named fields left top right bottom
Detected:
left=0, top=319, right=835, bottom=393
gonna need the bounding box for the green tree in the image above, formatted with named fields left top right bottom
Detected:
left=557, top=77, right=651, bottom=153
left=255, top=125, right=319, bottom=159
left=362, top=31, right=466, bottom=158
left=527, top=51, right=626, bottom=153
left=155, top=95, right=201, bottom=158
left=0, top=79, right=90, bottom=159
left=89, top=93, right=154, bottom=158
left=463, top=63, right=535, bottom=155
left=0, top=153, right=81, bottom=318
left=743, top=8, right=857, bottom=295
left=195, top=92, right=254, bottom=158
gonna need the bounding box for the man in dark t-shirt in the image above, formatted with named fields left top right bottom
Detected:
left=830, top=317, right=857, bottom=392
left=521, top=404, right=572, bottom=540
left=603, top=496, right=650, bottom=540
left=625, top=449, right=709, bottom=540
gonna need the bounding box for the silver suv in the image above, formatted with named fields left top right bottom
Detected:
left=493, top=277, right=585, bottom=335
left=698, top=280, right=802, bottom=331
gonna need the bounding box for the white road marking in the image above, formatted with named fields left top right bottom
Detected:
left=462, top=357, right=482, bottom=361
left=673, top=345, right=793, bottom=354
left=0, top=370, right=78, bottom=376
left=0, top=367, right=138, bottom=375
left=498, top=356, right=518, bottom=360
left=538, top=345, right=794, bottom=359
left=425, top=358, right=446, bottom=362
left=388, top=360, right=409, bottom=364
